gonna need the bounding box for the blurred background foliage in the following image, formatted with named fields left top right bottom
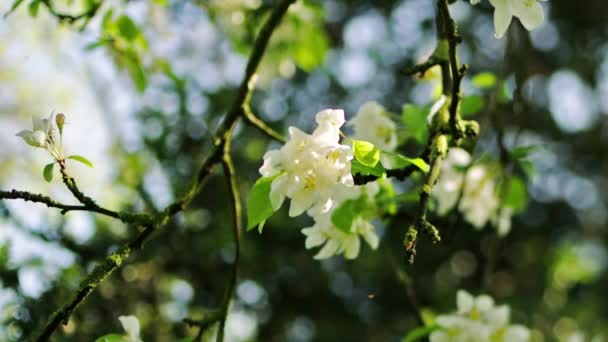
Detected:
left=0, top=0, right=607, bottom=341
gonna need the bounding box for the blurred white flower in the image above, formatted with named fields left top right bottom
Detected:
left=430, top=290, right=530, bottom=342
left=348, top=101, right=398, bottom=151
left=471, top=0, right=545, bottom=38
left=118, top=315, right=142, bottom=342
left=432, top=148, right=517, bottom=235
left=260, top=109, right=355, bottom=217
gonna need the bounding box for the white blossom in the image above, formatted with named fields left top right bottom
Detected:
left=118, top=315, right=142, bottom=342
left=259, top=109, right=355, bottom=217
left=458, top=165, right=500, bottom=229
left=16, top=114, right=53, bottom=148
left=471, top=0, right=545, bottom=38
left=301, top=183, right=380, bottom=260
left=432, top=148, right=471, bottom=215
left=348, top=101, right=398, bottom=152
left=430, top=290, right=530, bottom=342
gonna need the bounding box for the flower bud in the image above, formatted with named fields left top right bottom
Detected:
left=56, top=113, right=65, bottom=134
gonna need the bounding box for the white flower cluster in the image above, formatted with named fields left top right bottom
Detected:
left=471, top=0, right=545, bottom=38
left=118, top=315, right=143, bottom=342
left=432, top=148, right=512, bottom=236
left=260, top=104, right=395, bottom=259
left=430, top=290, right=530, bottom=342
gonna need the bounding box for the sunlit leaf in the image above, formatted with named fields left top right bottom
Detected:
left=351, top=160, right=385, bottom=177
left=461, top=95, right=484, bottom=117
left=382, top=151, right=430, bottom=173
left=68, top=155, right=94, bottom=168
left=472, top=72, right=497, bottom=89
left=246, top=175, right=278, bottom=231
left=353, top=140, right=380, bottom=167
left=402, top=104, right=429, bottom=144
left=401, top=324, right=439, bottom=342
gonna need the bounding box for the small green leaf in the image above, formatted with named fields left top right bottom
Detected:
left=351, top=160, right=385, bottom=177
left=331, top=196, right=367, bottom=233
left=401, top=324, right=439, bottom=342
left=85, top=40, right=107, bottom=51
left=95, top=334, right=130, bottom=342
left=153, top=0, right=168, bottom=5
left=68, top=155, right=94, bottom=168
left=460, top=95, right=485, bottom=117
left=246, top=175, right=278, bottom=231
left=43, top=163, right=54, bottom=182
left=382, top=151, right=430, bottom=173
left=501, top=176, right=528, bottom=213
left=472, top=72, right=497, bottom=89
left=353, top=140, right=380, bottom=167
left=28, top=0, right=40, bottom=17
left=402, top=104, right=429, bottom=144
left=116, top=15, right=139, bottom=41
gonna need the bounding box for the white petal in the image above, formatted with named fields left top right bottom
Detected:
left=486, top=305, right=510, bottom=327
left=259, top=150, right=282, bottom=177
left=492, top=0, right=513, bottom=38
left=429, top=331, right=451, bottom=342
left=504, top=325, right=531, bottom=342
left=475, top=294, right=495, bottom=312
left=343, top=236, right=361, bottom=259
left=270, top=174, right=288, bottom=210
left=289, top=189, right=316, bottom=217
left=428, top=95, right=447, bottom=124
left=118, top=315, right=141, bottom=341
left=457, top=290, right=474, bottom=313
left=511, top=0, right=544, bottom=31
left=302, top=227, right=326, bottom=248
left=314, top=239, right=340, bottom=259
left=315, top=109, right=345, bottom=128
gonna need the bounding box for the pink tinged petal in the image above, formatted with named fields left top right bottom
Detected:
left=512, top=0, right=544, bottom=31
left=492, top=0, right=513, bottom=38
left=457, top=290, right=475, bottom=313
left=314, top=239, right=340, bottom=259
left=343, top=236, right=361, bottom=259
left=270, top=174, right=288, bottom=211
left=288, top=188, right=316, bottom=217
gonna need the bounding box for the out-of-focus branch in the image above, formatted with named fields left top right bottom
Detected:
left=216, top=129, right=242, bottom=342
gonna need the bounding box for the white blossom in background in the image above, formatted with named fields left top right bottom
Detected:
left=430, top=290, right=530, bottom=342
left=433, top=148, right=471, bottom=215
left=259, top=109, right=355, bottom=217
left=16, top=114, right=53, bottom=148
left=431, top=148, right=514, bottom=235
left=348, top=101, right=398, bottom=152
left=301, top=183, right=380, bottom=260
left=470, top=0, right=545, bottom=38
left=118, top=315, right=143, bottom=342
left=458, top=165, right=500, bottom=229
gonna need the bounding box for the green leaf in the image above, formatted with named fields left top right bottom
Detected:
left=246, top=175, right=278, bottom=231
left=353, top=140, right=380, bottom=167
left=517, top=159, right=536, bottom=178
left=401, top=324, right=439, bottom=342
left=460, top=95, right=485, bottom=117
left=501, top=176, right=528, bottom=213
left=331, top=196, right=367, bottom=233
left=351, top=159, right=385, bottom=178
left=153, top=0, right=168, bottom=5
left=402, top=104, right=429, bottom=144
left=95, top=334, right=130, bottom=342
left=382, top=151, right=430, bottom=173
left=116, top=15, right=139, bottom=41
left=85, top=40, right=107, bottom=51
left=472, top=72, right=497, bottom=89
left=43, top=163, right=54, bottom=182
left=28, top=0, right=40, bottom=17
left=127, top=59, right=147, bottom=92
left=292, top=23, right=328, bottom=71
left=510, top=145, right=538, bottom=160
left=68, top=155, right=94, bottom=168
